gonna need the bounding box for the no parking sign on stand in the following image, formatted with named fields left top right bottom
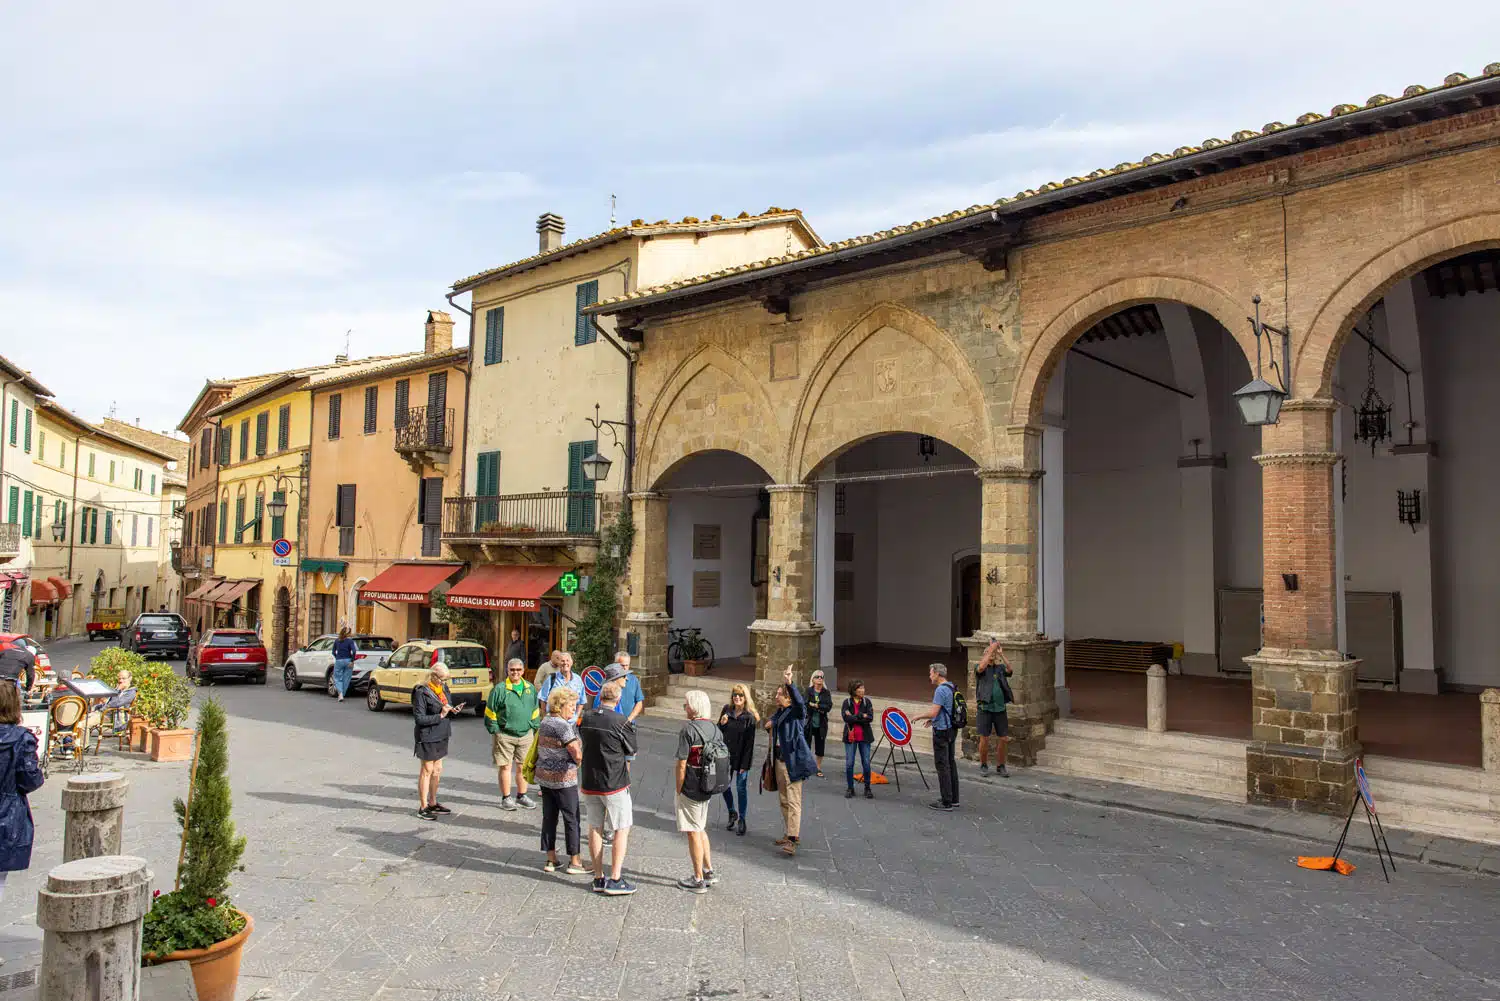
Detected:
left=872, top=706, right=929, bottom=792
left=582, top=668, right=605, bottom=700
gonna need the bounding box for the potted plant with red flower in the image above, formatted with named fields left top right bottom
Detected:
left=141, top=697, right=252, bottom=1001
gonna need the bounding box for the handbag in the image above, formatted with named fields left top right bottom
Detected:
left=759, top=727, right=778, bottom=793
left=521, top=728, right=541, bottom=785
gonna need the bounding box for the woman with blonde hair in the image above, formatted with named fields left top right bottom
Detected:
left=412, top=663, right=460, bottom=820
left=536, top=687, right=588, bottom=874
left=716, top=682, right=758, bottom=837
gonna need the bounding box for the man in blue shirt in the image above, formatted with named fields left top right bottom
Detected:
left=593, top=654, right=644, bottom=724
left=921, top=663, right=960, bottom=812
left=537, top=653, right=585, bottom=722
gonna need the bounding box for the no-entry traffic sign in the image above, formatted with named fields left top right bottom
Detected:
left=882, top=707, right=912, bottom=746
left=582, top=668, right=605, bottom=697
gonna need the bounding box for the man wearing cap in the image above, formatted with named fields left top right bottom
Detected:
left=592, top=653, right=644, bottom=724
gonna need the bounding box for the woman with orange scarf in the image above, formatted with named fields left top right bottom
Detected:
left=413, top=663, right=460, bottom=820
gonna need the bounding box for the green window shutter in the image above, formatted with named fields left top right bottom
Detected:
left=484, top=308, right=504, bottom=364
left=270, top=491, right=285, bottom=541
left=104, top=512, right=113, bottom=545
left=5, top=485, right=16, bottom=524
left=23, top=409, right=31, bottom=453
left=108, top=460, right=115, bottom=482
left=58, top=501, right=67, bottom=542
left=7, top=400, right=15, bottom=445
left=239, top=420, right=249, bottom=461
left=253, top=495, right=264, bottom=542
left=476, top=451, right=501, bottom=495
left=235, top=496, right=245, bottom=543
left=89, top=508, right=97, bottom=545
left=277, top=404, right=291, bottom=451
left=575, top=281, right=599, bottom=346
left=88, top=452, right=95, bottom=477
left=218, top=426, right=231, bottom=465
left=21, top=491, right=32, bottom=537
left=38, top=431, right=44, bottom=462
left=256, top=412, right=268, bottom=455
left=34, top=495, right=43, bottom=539
left=219, top=502, right=228, bottom=544
left=566, top=440, right=596, bottom=533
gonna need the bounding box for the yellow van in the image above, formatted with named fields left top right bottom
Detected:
left=365, top=638, right=492, bottom=716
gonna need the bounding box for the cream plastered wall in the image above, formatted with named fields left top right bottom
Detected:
left=70, top=433, right=173, bottom=627
left=634, top=222, right=816, bottom=288
left=28, top=411, right=81, bottom=635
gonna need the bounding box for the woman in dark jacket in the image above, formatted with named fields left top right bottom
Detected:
left=803, top=670, right=833, bottom=777
left=412, top=664, right=459, bottom=821
left=0, top=682, right=44, bottom=902
left=763, top=666, right=818, bottom=856
left=717, top=683, right=759, bottom=837
left=841, top=679, right=876, bottom=799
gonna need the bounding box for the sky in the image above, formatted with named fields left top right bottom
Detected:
left=1, top=2, right=1495, bottom=435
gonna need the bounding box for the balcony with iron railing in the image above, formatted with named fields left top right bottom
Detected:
left=0, top=522, right=20, bottom=559
left=443, top=491, right=598, bottom=546
left=395, top=406, right=453, bottom=459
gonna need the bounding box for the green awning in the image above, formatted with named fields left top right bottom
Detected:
left=299, top=558, right=348, bottom=574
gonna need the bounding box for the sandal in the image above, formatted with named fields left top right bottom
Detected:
left=774, top=836, right=793, bottom=847
left=543, top=859, right=558, bottom=873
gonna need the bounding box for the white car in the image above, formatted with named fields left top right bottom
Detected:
left=282, top=634, right=397, bottom=697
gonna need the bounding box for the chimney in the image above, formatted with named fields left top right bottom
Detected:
left=424, top=310, right=454, bottom=354
left=537, top=212, right=565, bottom=253
left=334, top=353, right=348, bottom=364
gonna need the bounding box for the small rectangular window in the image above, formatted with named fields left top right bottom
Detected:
left=363, top=386, right=378, bottom=434
left=328, top=394, right=342, bottom=439
left=277, top=404, right=291, bottom=451
left=59, top=441, right=65, bottom=468
left=575, top=281, right=599, bottom=345
left=109, top=460, right=115, bottom=482
left=131, top=514, right=139, bottom=547
left=146, top=518, right=155, bottom=546
left=37, top=431, right=45, bottom=463
left=134, top=468, right=142, bottom=490
left=255, top=411, right=268, bottom=455
left=394, top=380, right=409, bottom=429
left=484, top=307, right=504, bottom=364
left=150, top=474, right=156, bottom=495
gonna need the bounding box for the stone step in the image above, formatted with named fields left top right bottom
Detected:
left=1358, top=757, right=1500, bottom=845
left=1035, top=747, right=1246, bottom=803
left=1033, top=719, right=1248, bottom=803
left=1040, top=735, right=1248, bottom=781
left=1051, top=718, right=1251, bottom=757
left=1372, top=802, right=1500, bottom=846
left=1363, top=754, right=1491, bottom=792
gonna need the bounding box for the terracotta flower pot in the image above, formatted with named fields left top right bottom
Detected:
left=149, top=728, right=195, bottom=762
left=129, top=717, right=149, bottom=752
left=684, top=659, right=709, bottom=677
left=149, top=911, right=253, bottom=1001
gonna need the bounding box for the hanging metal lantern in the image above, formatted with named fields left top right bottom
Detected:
left=1353, top=333, right=1391, bottom=454
left=918, top=435, right=937, bottom=462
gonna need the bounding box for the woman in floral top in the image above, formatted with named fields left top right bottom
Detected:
left=536, top=687, right=588, bottom=874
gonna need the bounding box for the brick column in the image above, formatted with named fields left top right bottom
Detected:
left=965, top=426, right=1058, bottom=765
left=748, top=484, right=823, bottom=703
left=622, top=491, right=670, bottom=699
left=1248, top=398, right=1360, bottom=814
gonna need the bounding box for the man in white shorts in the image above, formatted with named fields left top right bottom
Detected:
left=578, top=679, right=637, bottom=895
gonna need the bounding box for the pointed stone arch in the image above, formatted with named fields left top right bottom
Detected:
left=788, top=302, right=992, bottom=479
left=639, top=343, right=783, bottom=489
left=1297, top=212, right=1500, bottom=398
left=1009, top=275, right=1257, bottom=425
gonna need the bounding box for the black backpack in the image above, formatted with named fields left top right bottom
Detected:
left=942, top=682, right=969, bottom=730
left=681, top=724, right=732, bottom=802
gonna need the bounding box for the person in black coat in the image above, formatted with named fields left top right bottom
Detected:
left=841, top=679, right=876, bottom=799
left=717, top=683, right=759, bottom=837
left=803, top=671, right=833, bottom=777
left=412, top=664, right=460, bottom=821
left=0, top=683, right=44, bottom=903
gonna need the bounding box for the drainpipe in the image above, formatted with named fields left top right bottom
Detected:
left=445, top=290, right=475, bottom=497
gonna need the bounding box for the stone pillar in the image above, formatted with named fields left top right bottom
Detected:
left=1249, top=399, right=1360, bottom=814
left=968, top=426, right=1059, bottom=766
left=1146, top=665, right=1167, bottom=733
left=623, top=491, right=671, bottom=698
left=748, top=484, right=823, bottom=702
left=1481, top=689, right=1500, bottom=774
left=37, top=855, right=153, bottom=1001
left=62, top=773, right=129, bottom=862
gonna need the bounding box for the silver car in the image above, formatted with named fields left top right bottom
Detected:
left=282, top=634, right=397, bottom=696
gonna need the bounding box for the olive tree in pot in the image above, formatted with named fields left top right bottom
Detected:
left=142, top=697, right=251, bottom=1001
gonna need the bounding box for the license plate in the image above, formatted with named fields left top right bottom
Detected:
left=224, top=653, right=248, bottom=661
left=451, top=677, right=476, bottom=686
left=154, top=631, right=175, bottom=638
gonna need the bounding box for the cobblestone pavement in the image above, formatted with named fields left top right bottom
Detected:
left=2, top=640, right=1498, bottom=1000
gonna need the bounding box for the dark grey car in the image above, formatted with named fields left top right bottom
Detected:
left=123, top=613, right=191, bottom=659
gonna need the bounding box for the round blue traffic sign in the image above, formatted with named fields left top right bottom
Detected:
left=582, top=668, right=605, bottom=697
left=882, top=707, right=912, bottom=746
left=1355, top=757, right=1375, bottom=813
left=272, top=538, right=292, bottom=558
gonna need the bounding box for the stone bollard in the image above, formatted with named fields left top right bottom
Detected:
left=61, top=773, right=130, bottom=862
left=1481, top=689, right=1500, bottom=774
left=37, top=855, right=153, bottom=1001
left=1146, top=665, right=1167, bottom=734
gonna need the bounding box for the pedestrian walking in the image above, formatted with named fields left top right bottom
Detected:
left=974, top=638, right=1013, bottom=777
left=0, top=683, right=43, bottom=914
left=804, top=670, right=832, bottom=777
left=764, top=665, right=817, bottom=857
left=921, top=663, right=962, bottom=811
left=674, top=689, right=722, bottom=893
left=533, top=649, right=562, bottom=692
left=535, top=687, right=588, bottom=875
left=718, top=683, right=758, bottom=836
left=841, top=679, right=876, bottom=799
left=331, top=626, right=357, bottom=702
left=579, top=679, right=638, bottom=895
left=413, top=663, right=461, bottom=820
left=485, top=658, right=540, bottom=810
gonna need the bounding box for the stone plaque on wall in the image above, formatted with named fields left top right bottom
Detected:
left=692, top=571, right=721, bottom=608
left=692, top=523, right=722, bottom=560
left=835, top=532, right=854, bottom=563
left=835, top=570, right=854, bottom=602
left=770, top=337, right=798, bottom=381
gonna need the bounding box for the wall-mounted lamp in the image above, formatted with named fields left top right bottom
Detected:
left=1281, top=572, right=1299, bottom=592
left=1233, top=295, right=1292, bottom=427
left=773, top=566, right=782, bottom=584
left=918, top=435, right=937, bottom=463
left=1397, top=489, right=1422, bottom=531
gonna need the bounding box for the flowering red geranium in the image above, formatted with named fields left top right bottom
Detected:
left=153, top=889, right=161, bottom=898
left=206, top=897, right=217, bottom=908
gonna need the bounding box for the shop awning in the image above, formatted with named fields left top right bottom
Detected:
left=185, top=578, right=224, bottom=602
left=0, top=571, right=26, bottom=592
left=358, top=563, right=462, bottom=604
left=300, top=558, right=348, bottom=574
left=29, top=580, right=57, bottom=605
left=445, top=565, right=563, bottom=611
left=48, top=577, right=71, bottom=599
left=210, top=580, right=259, bottom=607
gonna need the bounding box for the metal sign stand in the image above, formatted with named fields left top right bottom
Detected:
left=873, top=708, right=928, bottom=792
left=1329, top=758, right=1397, bottom=881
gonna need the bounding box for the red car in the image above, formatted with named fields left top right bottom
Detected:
left=188, top=629, right=268, bottom=685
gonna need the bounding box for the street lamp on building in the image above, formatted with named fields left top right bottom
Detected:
left=582, top=403, right=632, bottom=484
left=1232, top=295, right=1292, bottom=427
left=50, top=521, right=65, bottom=543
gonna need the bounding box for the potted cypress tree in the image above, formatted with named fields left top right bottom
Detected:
left=142, top=697, right=252, bottom=1001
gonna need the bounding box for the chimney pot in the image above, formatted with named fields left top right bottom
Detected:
left=334, top=354, right=348, bottom=364
left=424, top=310, right=454, bottom=354
left=537, top=213, right=565, bottom=253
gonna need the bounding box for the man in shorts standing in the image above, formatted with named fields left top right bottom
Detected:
left=674, top=689, right=720, bottom=893
left=485, top=658, right=540, bottom=810
left=579, top=679, right=638, bottom=896
left=974, top=638, right=1013, bottom=777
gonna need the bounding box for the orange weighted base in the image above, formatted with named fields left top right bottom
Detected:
left=1296, top=856, right=1356, bottom=875
left=853, top=773, right=890, bottom=785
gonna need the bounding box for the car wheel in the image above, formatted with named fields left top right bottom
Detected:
left=284, top=664, right=302, bottom=691
left=326, top=671, right=337, bottom=698
left=366, top=683, right=385, bottom=712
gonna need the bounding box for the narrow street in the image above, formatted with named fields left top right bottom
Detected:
left=2, top=638, right=1498, bottom=1000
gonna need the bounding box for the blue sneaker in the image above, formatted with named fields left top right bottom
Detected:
left=591, top=877, right=606, bottom=893
left=601, top=878, right=637, bottom=896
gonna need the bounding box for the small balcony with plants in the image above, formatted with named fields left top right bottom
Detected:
left=443, top=491, right=599, bottom=554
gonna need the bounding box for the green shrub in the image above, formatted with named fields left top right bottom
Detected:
left=573, top=505, right=634, bottom=670
left=87, top=647, right=148, bottom=686
left=136, top=663, right=193, bottom=730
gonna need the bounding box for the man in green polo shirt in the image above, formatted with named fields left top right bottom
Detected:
left=975, top=638, right=1013, bottom=777
left=486, top=658, right=541, bottom=810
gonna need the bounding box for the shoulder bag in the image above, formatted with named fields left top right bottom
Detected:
left=759, top=724, right=778, bottom=793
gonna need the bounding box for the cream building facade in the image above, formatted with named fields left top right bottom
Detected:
left=1, top=354, right=54, bottom=634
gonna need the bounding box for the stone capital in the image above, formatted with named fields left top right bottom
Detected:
left=747, top=618, right=825, bottom=637
left=1281, top=397, right=1340, bottom=414
left=1253, top=450, right=1339, bottom=468
left=627, top=491, right=667, bottom=502
left=765, top=483, right=817, bottom=496
left=1479, top=688, right=1500, bottom=705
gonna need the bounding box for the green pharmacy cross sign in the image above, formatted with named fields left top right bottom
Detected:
left=558, top=571, right=580, bottom=596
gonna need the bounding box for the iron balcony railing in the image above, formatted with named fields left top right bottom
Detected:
left=395, top=406, right=453, bottom=453
left=444, top=491, right=598, bottom=541
left=0, top=522, right=20, bottom=556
